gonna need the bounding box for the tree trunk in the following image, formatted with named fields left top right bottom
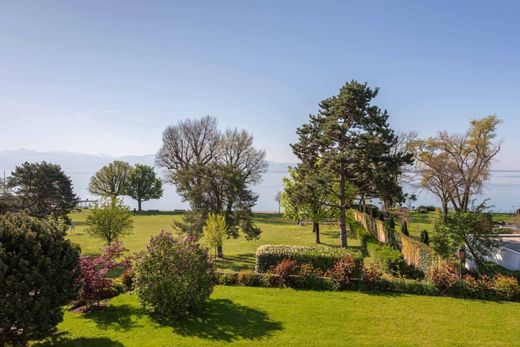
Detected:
left=138, top=199, right=142, bottom=212
left=339, top=162, right=348, bottom=248
left=313, top=221, right=320, bottom=244
left=442, top=200, right=448, bottom=222
left=217, top=244, right=224, bottom=258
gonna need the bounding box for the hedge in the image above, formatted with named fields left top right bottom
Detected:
left=255, top=245, right=363, bottom=274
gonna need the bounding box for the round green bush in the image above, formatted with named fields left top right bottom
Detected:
left=0, top=212, right=80, bottom=346
left=134, top=232, right=216, bottom=318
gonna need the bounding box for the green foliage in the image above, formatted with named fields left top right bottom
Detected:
left=85, top=198, right=134, bottom=245
left=4, top=161, right=78, bottom=224
left=255, top=245, right=362, bottom=273
left=420, top=230, right=430, bottom=245
left=237, top=270, right=261, bottom=287
left=216, top=272, right=239, bottom=285
left=88, top=160, right=131, bottom=201
left=126, top=164, right=163, bottom=211
left=493, top=275, right=520, bottom=301
left=0, top=212, right=80, bottom=346
left=427, top=265, right=459, bottom=293
left=201, top=213, right=226, bottom=256
left=291, top=81, right=411, bottom=247
left=367, top=242, right=407, bottom=276
left=134, top=231, right=216, bottom=318
left=156, top=118, right=266, bottom=251
left=432, top=209, right=498, bottom=269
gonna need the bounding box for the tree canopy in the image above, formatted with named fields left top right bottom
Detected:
left=88, top=160, right=132, bottom=202
left=126, top=164, right=163, bottom=212
left=4, top=161, right=78, bottom=224
left=291, top=81, right=412, bottom=247
left=156, top=116, right=267, bottom=257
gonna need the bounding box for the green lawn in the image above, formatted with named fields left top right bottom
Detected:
left=34, top=286, right=520, bottom=346
left=396, top=211, right=514, bottom=240
left=67, top=210, right=360, bottom=272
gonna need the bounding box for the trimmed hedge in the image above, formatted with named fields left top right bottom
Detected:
left=255, top=245, right=363, bottom=274
left=367, top=242, right=407, bottom=275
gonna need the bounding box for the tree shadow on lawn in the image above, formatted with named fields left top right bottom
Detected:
left=83, top=304, right=144, bottom=331
left=155, top=298, right=283, bottom=342
left=217, top=253, right=256, bottom=272
left=34, top=333, right=125, bottom=347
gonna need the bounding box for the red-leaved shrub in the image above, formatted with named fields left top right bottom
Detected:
left=329, top=254, right=358, bottom=290
left=362, top=264, right=383, bottom=289
left=428, top=264, right=459, bottom=292
left=78, top=241, right=130, bottom=309
left=272, top=258, right=298, bottom=285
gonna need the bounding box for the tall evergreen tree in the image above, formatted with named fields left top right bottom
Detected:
left=5, top=161, right=78, bottom=224
left=292, top=81, right=406, bottom=248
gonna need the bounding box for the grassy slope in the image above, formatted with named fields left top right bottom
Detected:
left=67, top=210, right=361, bottom=272
left=34, top=286, right=520, bottom=347
left=395, top=211, right=513, bottom=240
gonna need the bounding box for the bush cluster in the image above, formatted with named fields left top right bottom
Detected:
left=367, top=242, right=407, bottom=276
left=256, top=245, right=363, bottom=273
left=0, top=212, right=80, bottom=346
left=134, top=232, right=216, bottom=318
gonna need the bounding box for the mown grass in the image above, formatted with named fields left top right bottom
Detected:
left=67, top=210, right=361, bottom=272
left=395, top=211, right=514, bottom=240
left=34, top=286, right=520, bottom=346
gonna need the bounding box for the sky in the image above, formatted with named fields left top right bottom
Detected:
left=1, top=1, right=520, bottom=168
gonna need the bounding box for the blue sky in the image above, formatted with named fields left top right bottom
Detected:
left=1, top=1, right=519, bottom=167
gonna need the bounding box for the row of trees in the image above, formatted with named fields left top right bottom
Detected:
left=282, top=81, right=414, bottom=247
left=89, top=161, right=163, bottom=211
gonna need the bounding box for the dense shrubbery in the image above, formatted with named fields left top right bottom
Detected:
left=77, top=242, right=130, bottom=309
left=256, top=245, right=363, bottom=273
left=0, top=212, right=80, bottom=346
left=329, top=254, right=359, bottom=290
left=134, top=232, right=216, bottom=318
left=367, top=242, right=407, bottom=276
left=272, top=258, right=298, bottom=286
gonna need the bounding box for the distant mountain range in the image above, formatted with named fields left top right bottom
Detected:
left=2, top=149, right=519, bottom=212
left=0, top=149, right=292, bottom=212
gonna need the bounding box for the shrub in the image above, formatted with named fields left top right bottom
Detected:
left=78, top=241, right=130, bottom=309
left=237, top=270, right=261, bottom=286
left=256, top=245, right=362, bottom=273
left=0, top=212, right=80, bottom=346
left=482, top=261, right=520, bottom=282
left=297, top=263, right=326, bottom=289
left=121, top=268, right=135, bottom=290
left=78, top=256, right=116, bottom=309
left=362, top=264, right=383, bottom=289
left=260, top=273, right=283, bottom=288
left=462, top=274, right=494, bottom=299
left=217, top=272, right=239, bottom=285
left=428, top=265, right=459, bottom=292
left=272, top=258, right=298, bottom=286
left=420, top=230, right=429, bottom=245
left=367, top=242, right=407, bottom=276
left=134, top=232, right=216, bottom=318
left=493, top=275, right=520, bottom=301
left=329, top=254, right=358, bottom=290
